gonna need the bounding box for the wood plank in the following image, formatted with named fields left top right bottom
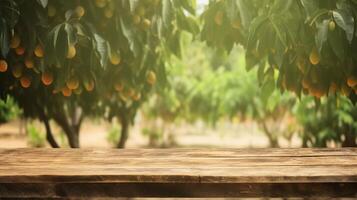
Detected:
left=0, top=166, right=357, bottom=183
left=1, top=148, right=356, bottom=157
left=0, top=148, right=356, bottom=198
left=1, top=183, right=356, bottom=198
left=1, top=156, right=357, bottom=167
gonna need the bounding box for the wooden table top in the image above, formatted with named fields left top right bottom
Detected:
left=0, top=148, right=356, bottom=198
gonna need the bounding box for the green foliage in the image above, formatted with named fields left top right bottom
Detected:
left=26, top=123, right=45, bottom=147
left=0, top=96, right=20, bottom=124
left=142, top=31, right=356, bottom=147
left=201, top=0, right=357, bottom=100
left=295, top=95, right=357, bottom=147
left=142, top=40, right=297, bottom=147
left=142, top=127, right=163, bottom=147
left=58, top=131, right=68, bottom=147
left=106, top=123, right=120, bottom=147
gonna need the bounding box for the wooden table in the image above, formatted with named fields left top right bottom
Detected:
left=0, top=148, right=356, bottom=198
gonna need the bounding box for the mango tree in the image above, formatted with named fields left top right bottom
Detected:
left=142, top=40, right=298, bottom=147
left=201, top=0, right=357, bottom=100
left=0, top=0, right=198, bottom=148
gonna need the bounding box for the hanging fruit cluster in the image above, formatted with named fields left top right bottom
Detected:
left=0, top=0, right=198, bottom=134
left=0, top=0, right=197, bottom=104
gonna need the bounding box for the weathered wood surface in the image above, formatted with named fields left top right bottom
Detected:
left=0, top=148, right=356, bottom=198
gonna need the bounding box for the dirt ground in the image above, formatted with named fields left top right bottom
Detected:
left=0, top=118, right=302, bottom=148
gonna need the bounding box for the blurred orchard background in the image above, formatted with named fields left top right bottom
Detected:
left=1, top=0, right=357, bottom=149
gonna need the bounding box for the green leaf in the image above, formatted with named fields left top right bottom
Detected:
left=225, top=0, right=238, bottom=21
left=50, top=24, right=63, bottom=50
left=153, top=16, right=163, bottom=39
left=0, top=0, right=20, bottom=28
left=93, top=33, right=109, bottom=68
left=269, top=17, right=287, bottom=48
left=261, top=77, right=276, bottom=105
left=64, top=23, right=77, bottom=47
left=120, top=18, right=140, bottom=57
left=333, top=9, right=354, bottom=43
left=308, top=9, right=329, bottom=26
left=128, top=0, right=140, bottom=12
left=168, top=31, right=182, bottom=57
left=65, top=10, right=75, bottom=21
left=257, top=62, right=266, bottom=85
left=337, top=110, right=354, bottom=124
left=0, top=18, right=9, bottom=58
left=245, top=54, right=259, bottom=71
left=162, top=0, right=173, bottom=28
left=271, top=0, right=293, bottom=14
left=328, top=26, right=346, bottom=61
left=300, top=0, right=318, bottom=18
left=176, top=0, right=195, bottom=15
left=246, top=15, right=268, bottom=49
left=176, top=11, right=199, bottom=34
left=37, top=0, right=48, bottom=8
left=54, top=27, right=68, bottom=64
left=236, top=0, right=252, bottom=28
left=315, top=19, right=329, bottom=53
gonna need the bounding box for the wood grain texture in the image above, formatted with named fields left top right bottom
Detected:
left=0, top=148, right=356, bottom=198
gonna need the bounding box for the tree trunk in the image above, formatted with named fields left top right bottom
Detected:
left=71, top=107, right=83, bottom=135
left=60, top=121, right=80, bottom=148
left=261, top=121, right=279, bottom=148
left=342, top=131, right=356, bottom=147
left=43, top=115, right=60, bottom=148
left=67, top=131, right=80, bottom=148
left=37, top=106, right=60, bottom=148
left=53, top=113, right=81, bottom=148
left=117, top=115, right=129, bottom=148
left=19, top=117, right=26, bottom=136
left=302, top=135, right=308, bottom=147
